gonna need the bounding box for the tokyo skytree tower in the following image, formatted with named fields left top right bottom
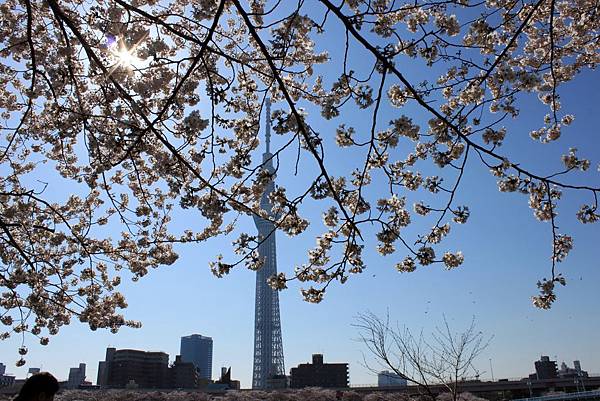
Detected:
left=252, top=99, right=285, bottom=389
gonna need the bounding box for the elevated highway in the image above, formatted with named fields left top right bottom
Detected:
left=513, top=390, right=600, bottom=401
left=349, top=376, right=600, bottom=400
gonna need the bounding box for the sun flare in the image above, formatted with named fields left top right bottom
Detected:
left=114, top=46, right=141, bottom=69
left=106, top=36, right=143, bottom=71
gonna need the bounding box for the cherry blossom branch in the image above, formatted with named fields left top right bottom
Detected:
left=231, top=0, right=361, bottom=240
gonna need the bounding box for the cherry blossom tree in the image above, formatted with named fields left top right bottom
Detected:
left=0, top=389, right=468, bottom=401
left=0, top=0, right=598, bottom=363
left=0, top=388, right=492, bottom=401
left=436, top=393, right=488, bottom=401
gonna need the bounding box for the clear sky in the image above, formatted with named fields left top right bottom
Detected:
left=1, top=3, right=599, bottom=390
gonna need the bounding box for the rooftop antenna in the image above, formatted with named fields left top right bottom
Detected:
left=265, top=98, right=271, bottom=154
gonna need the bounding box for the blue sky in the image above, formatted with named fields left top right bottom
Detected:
left=2, top=75, right=598, bottom=388
left=1, top=2, right=600, bottom=390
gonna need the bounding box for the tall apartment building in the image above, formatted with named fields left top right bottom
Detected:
left=66, top=363, right=86, bottom=388
left=180, top=334, right=213, bottom=380
left=97, top=348, right=169, bottom=388
left=530, top=356, right=558, bottom=380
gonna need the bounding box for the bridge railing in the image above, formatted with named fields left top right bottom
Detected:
left=512, top=389, right=600, bottom=401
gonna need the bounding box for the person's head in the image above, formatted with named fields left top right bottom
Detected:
left=14, top=372, right=59, bottom=401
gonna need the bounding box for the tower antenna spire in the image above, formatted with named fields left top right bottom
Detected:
left=252, top=95, right=285, bottom=389
left=265, top=98, right=271, bottom=154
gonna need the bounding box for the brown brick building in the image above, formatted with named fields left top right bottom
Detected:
left=290, top=354, right=349, bottom=388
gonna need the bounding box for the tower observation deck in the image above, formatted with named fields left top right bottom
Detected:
left=252, top=99, right=285, bottom=389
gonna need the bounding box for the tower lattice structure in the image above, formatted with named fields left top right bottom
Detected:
left=252, top=99, right=285, bottom=389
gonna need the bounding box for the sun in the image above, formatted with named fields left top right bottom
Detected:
left=106, top=37, right=143, bottom=70
left=113, top=46, right=142, bottom=69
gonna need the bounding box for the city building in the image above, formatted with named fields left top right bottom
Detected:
left=66, top=363, right=86, bottom=389
left=0, top=375, right=15, bottom=389
left=180, top=334, right=213, bottom=380
left=252, top=98, right=285, bottom=389
left=378, top=371, right=408, bottom=387
left=208, top=367, right=240, bottom=391
left=529, top=356, right=558, bottom=380
left=558, top=360, right=589, bottom=378
left=169, top=355, right=198, bottom=389
left=290, top=354, right=349, bottom=388
left=0, top=363, right=15, bottom=389
left=97, top=347, right=169, bottom=388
